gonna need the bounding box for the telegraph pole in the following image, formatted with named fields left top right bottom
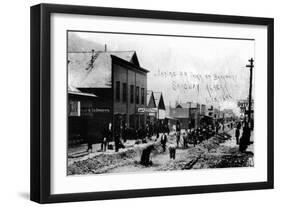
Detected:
left=246, top=58, right=254, bottom=128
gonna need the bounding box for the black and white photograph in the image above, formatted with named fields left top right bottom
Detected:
left=28, top=2, right=274, bottom=204
left=67, top=31, right=255, bottom=175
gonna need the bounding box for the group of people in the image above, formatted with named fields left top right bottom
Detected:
left=87, top=119, right=227, bottom=154
left=90, top=120, right=170, bottom=153
left=159, top=121, right=217, bottom=160
left=86, top=122, right=113, bottom=153
left=178, top=125, right=216, bottom=148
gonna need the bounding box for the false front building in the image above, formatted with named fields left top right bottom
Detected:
left=112, top=53, right=149, bottom=130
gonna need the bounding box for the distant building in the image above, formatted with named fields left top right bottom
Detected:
left=238, top=99, right=254, bottom=124
left=213, top=108, right=220, bottom=119
left=223, top=109, right=235, bottom=122
left=146, top=90, right=157, bottom=124
left=168, top=102, right=201, bottom=129
left=207, top=105, right=220, bottom=119
left=154, top=92, right=166, bottom=120
left=188, top=103, right=201, bottom=129
left=200, top=104, right=207, bottom=116
left=170, top=103, right=190, bottom=129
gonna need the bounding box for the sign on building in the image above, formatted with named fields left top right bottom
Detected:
left=137, top=108, right=158, bottom=113
left=238, top=100, right=254, bottom=113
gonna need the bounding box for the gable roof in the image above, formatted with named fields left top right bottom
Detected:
left=68, top=51, right=139, bottom=88
left=176, top=103, right=190, bottom=108
left=147, top=90, right=156, bottom=108
left=154, top=92, right=166, bottom=110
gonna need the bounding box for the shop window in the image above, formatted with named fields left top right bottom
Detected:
left=135, top=86, right=139, bottom=104
left=130, top=85, right=134, bottom=103
left=141, top=88, right=145, bottom=104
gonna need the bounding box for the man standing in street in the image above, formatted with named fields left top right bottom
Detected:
left=161, top=133, right=167, bottom=152
left=239, top=121, right=251, bottom=152
left=235, top=121, right=241, bottom=145
left=101, top=122, right=112, bottom=152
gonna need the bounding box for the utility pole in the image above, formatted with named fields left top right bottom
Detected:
left=246, top=58, right=254, bottom=128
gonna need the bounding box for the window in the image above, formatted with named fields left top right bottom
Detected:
left=141, top=88, right=145, bottom=104
left=69, top=100, right=80, bottom=116
left=130, top=85, right=134, bottom=103
left=122, top=83, right=127, bottom=102
left=116, top=81, right=120, bottom=101
left=135, top=86, right=139, bottom=104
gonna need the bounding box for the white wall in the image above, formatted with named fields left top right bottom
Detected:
left=0, top=0, right=279, bottom=206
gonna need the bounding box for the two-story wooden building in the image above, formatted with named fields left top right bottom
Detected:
left=112, top=53, right=149, bottom=130
left=68, top=49, right=149, bottom=145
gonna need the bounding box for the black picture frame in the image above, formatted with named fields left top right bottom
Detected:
left=30, top=3, right=274, bottom=204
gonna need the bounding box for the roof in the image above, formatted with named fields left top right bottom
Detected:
left=153, top=92, right=161, bottom=105
left=176, top=103, right=190, bottom=108
left=68, top=85, right=97, bottom=97
left=68, top=85, right=81, bottom=92
left=154, top=92, right=166, bottom=110
left=68, top=91, right=97, bottom=98
left=147, top=90, right=156, bottom=107
left=68, top=51, right=140, bottom=88
left=111, top=55, right=149, bottom=73
left=176, top=102, right=198, bottom=109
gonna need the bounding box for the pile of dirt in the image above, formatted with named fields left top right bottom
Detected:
left=67, top=141, right=164, bottom=175
left=67, top=148, right=138, bottom=175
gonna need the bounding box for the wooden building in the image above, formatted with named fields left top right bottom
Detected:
left=68, top=49, right=149, bottom=145
left=154, top=92, right=166, bottom=120
left=67, top=86, right=112, bottom=145
left=112, top=53, right=149, bottom=130
left=146, top=90, right=157, bottom=124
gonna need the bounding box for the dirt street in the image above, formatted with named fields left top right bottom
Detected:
left=67, top=129, right=254, bottom=175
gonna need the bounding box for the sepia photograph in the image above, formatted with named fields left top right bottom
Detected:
left=67, top=31, right=255, bottom=175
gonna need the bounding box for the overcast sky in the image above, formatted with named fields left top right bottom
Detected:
left=71, top=31, right=255, bottom=114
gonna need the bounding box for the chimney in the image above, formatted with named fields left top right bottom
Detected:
left=104, top=44, right=107, bottom=52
